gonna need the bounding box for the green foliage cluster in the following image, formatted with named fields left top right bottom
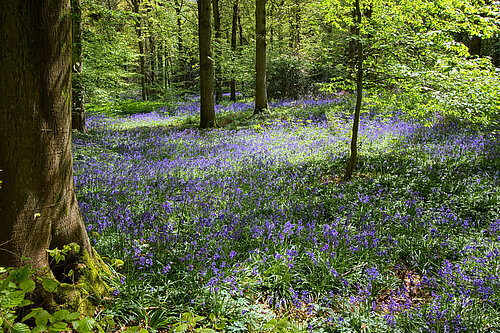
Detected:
left=0, top=245, right=102, bottom=333
left=266, top=56, right=314, bottom=100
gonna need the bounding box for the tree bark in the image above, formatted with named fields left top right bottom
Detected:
left=254, top=0, right=269, bottom=114
left=212, top=0, right=223, bottom=103
left=132, top=0, right=148, bottom=101
left=344, top=0, right=363, bottom=181
left=71, top=0, right=86, bottom=132
left=230, top=0, right=239, bottom=101
left=198, top=0, right=217, bottom=128
left=0, top=0, right=109, bottom=312
left=174, top=0, right=187, bottom=91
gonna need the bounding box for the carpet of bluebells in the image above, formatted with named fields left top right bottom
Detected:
left=74, top=97, right=500, bottom=332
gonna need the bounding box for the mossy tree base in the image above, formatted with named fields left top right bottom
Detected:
left=38, top=249, right=112, bottom=316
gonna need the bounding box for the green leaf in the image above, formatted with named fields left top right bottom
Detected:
left=123, top=326, right=142, bottom=333
left=1, top=290, right=26, bottom=308
left=19, top=299, right=33, bottom=307
left=276, top=317, right=291, bottom=329
left=11, top=267, right=31, bottom=283
left=66, top=311, right=81, bottom=321
left=32, top=326, right=48, bottom=333
left=52, top=309, right=70, bottom=322
left=74, top=317, right=96, bottom=333
left=21, top=307, right=42, bottom=322
left=214, top=320, right=226, bottom=330
left=49, top=321, right=69, bottom=331
left=0, top=277, right=12, bottom=291
left=19, top=279, right=35, bottom=292
left=11, top=322, right=30, bottom=333
left=42, top=278, right=58, bottom=292
left=174, top=323, right=188, bottom=332
left=200, top=329, right=217, bottom=333
left=35, top=309, right=51, bottom=327
left=263, top=319, right=277, bottom=329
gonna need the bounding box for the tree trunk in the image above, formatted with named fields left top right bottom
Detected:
left=212, top=0, right=223, bottom=103
left=71, top=0, right=86, bottom=132
left=254, top=0, right=269, bottom=114
left=494, top=37, right=500, bottom=67
left=198, top=0, right=217, bottom=128
left=238, top=12, right=245, bottom=46
left=469, top=35, right=482, bottom=56
left=230, top=0, right=239, bottom=101
left=344, top=0, right=363, bottom=181
left=174, top=0, right=186, bottom=91
left=132, top=0, right=148, bottom=101
left=290, top=0, right=301, bottom=54
left=0, top=0, right=109, bottom=312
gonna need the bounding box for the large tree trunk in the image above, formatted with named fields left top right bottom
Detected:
left=344, top=0, right=363, bottom=181
left=212, top=0, right=223, bottom=103
left=71, top=0, right=86, bottom=132
left=132, top=0, right=149, bottom=101
left=0, top=0, right=108, bottom=312
left=198, top=0, right=217, bottom=128
left=230, top=0, right=239, bottom=101
left=254, top=0, right=269, bottom=114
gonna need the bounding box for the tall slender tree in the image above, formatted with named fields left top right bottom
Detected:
left=212, top=0, right=223, bottom=103
left=254, top=0, right=269, bottom=114
left=230, top=0, right=239, bottom=101
left=131, top=0, right=149, bottom=101
left=344, top=0, right=363, bottom=180
left=198, top=0, right=217, bottom=128
left=0, top=0, right=108, bottom=311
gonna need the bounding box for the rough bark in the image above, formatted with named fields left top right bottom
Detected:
left=230, top=0, right=239, bottom=101
left=254, top=0, right=269, bottom=114
left=344, top=0, right=363, bottom=181
left=0, top=0, right=108, bottom=312
left=71, top=0, right=86, bottom=132
left=198, top=0, right=217, bottom=128
left=132, top=0, right=148, bottom=101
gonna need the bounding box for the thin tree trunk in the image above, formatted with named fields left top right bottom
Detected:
left=290, top=0, right=301, bottom=54
left=0, top=0, right=108, bottom=312
left=132, top=0, right=148, bottom=101
left=230, top=0, right=239, bottom=101
left=344, top=0, right=363, bottom=181
left=174, top=0, right=186, bottom=90
left=71, top=0, right=86, bottom=132
left=238, top=13, right=244, bottom=46
left=212, top=0, right=223, bottom=103
left=198, top=0, right=216, bottom=128
left=494, top=37, right=500, bottom=67
left=254, top=0, right=269, bottom=114
left=150, top=34, right=156, bottom=88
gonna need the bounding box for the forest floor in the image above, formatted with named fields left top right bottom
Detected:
left=75, top=96, right=500, bottom=332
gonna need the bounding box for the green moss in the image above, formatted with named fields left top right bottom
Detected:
left=53, top=249, right=112, bottom=316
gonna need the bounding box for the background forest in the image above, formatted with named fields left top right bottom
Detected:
left=1, top=0, right=500, bottom=332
